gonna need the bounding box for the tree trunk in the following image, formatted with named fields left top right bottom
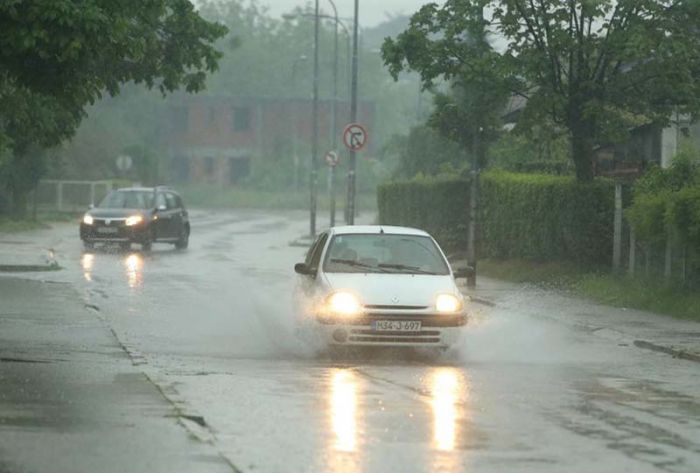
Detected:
left=570, top=126, right=595, bottom=181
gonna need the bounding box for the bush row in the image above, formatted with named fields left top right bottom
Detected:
left=627, top=186, right=700, bottom=251
left=377, top=175, right=470, bottom=250
left=377, top=170, right=616, bottom=265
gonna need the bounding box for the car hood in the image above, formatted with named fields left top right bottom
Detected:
left=322, top=272, right=457, bottom=307
left=88, top=208, right=149, bottom=219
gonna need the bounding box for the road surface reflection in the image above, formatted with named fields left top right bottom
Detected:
left=428, top=367, right=468, bottom=472
left=124, top=253, right=144, bottom=289
left=81, top=253, right=94, bottom=282
left=331, top=369, right=358, bottom=452
left=327, top=368, right=362, bottom=473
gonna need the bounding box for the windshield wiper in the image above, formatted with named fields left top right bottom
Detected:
left=330, top=259, right=388, bottom=273
left=330, top=258, right=371, bottom=268
left=378, top=263, right=438, bottom=275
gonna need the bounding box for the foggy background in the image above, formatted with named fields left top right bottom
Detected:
left=260, top=0, right=436, bottom=27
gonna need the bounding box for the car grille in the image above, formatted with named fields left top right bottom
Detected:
left=348, top=329, right=441, bottom=344
left=317, top=313, right=466, bottom=327
left=364, top=304, right=428, bottom=311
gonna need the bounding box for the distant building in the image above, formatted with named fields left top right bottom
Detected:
left=596, top=114, right=700, bottom=177
left=160, top=96, right=376, bottom=186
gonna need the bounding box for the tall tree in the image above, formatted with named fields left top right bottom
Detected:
left=0, top=0, right=227, bottom=215
left=382, top=0, right=700, bottom=181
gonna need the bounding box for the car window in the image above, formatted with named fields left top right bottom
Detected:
left=156, top=193, right=167, bottom=209
left=323, top=234, right=449, bottom=275
left=165, top=193, right=178, bottom=209
left=306, top=233, right=328, bottom=271
left=98, top=190, right=155, bottom=209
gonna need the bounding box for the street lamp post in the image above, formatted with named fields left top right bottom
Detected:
left=283, top=7, right=351, bottom=230
left=328, top=0, right=339, bottom=227
left=346, top=0, right=360, bottom=225
left=310, top=0, right=320, bottom=238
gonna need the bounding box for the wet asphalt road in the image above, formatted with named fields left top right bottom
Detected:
left=6, top=209, right=700, bottom=472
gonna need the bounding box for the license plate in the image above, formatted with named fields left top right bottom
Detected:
left=372, top=320, right=422, bottom=332
left=97, top=227, right=118, bottom=234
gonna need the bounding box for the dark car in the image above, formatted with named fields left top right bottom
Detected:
left=80, top=187, right=190, bottom=251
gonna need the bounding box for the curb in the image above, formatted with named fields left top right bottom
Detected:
left=466, top=295, right=496, bottom=307
left=0, top=263, right=61, bottom=272
left=0, top=249, right=59, bottom=273
left=633, top=340, right=700, bottom=363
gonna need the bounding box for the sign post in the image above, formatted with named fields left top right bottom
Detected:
left=325, top=150, right=340, bottom=226
left=343, top=123, right=367, bottom=225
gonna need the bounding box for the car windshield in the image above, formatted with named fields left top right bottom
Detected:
left=98, top=191, right=155, bottom=209
left=323, top=233, right=450, bottom=275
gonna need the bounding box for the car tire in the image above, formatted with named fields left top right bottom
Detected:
left=175, top=226, right=189, bottom=250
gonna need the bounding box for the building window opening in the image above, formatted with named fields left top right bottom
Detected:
left=233, top=107, right=252, bottom=132
left=204, top=156, right=215, bottom=177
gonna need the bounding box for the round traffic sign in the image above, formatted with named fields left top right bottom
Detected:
left=115, top=155, right=133, bottom=172
left=343, top=123, right=368, bottom=152
left=324, top=150, right=340, bottom=167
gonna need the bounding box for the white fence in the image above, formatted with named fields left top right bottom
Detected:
left=35, top=180, right=120, bottom=213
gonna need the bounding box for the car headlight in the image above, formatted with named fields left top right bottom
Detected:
left=436, top=294, right=462, bottom=313
left=83, top=215, right=94, bottom=225
left=326, top=292, right=362, bottom=317
left=125, top=215, right=144, bottom=226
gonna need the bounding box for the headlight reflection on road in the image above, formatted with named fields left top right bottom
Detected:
left=330, top=369, right=358, bottom=452
left=124, top=253, right=144, bottom=289
left=81, top=253, right=94, bottom=282
left=430, top=368, right=463, bottom=452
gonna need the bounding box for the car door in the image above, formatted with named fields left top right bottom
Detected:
left=165, top=192, right=183, bottom=238
left=153, top=192, right=173, bottom=239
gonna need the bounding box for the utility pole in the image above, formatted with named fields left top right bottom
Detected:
left=466, top=126, right=480, bottom=288
left=466, top=4, right=485, bottom=288
left=329, top=0, right=339, bottom=227
left=346, top=0, right=359, bottom=225
left=310, top=0, right=320, bottom=238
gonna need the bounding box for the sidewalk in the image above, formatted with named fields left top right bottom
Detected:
left=0, top=278, right=232, bottom=473
left=461, top=276, right=700, bottom=363
left=0, top=231, right=60, bottom=272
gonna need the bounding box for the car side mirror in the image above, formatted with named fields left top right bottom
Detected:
left=294, top=263, right=314, bottom=276
left=88, top=203, right=95, bottom=209
left=157, top=204, right=167, bottom=212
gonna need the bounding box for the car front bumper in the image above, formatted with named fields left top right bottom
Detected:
left=311, top=313, right=467, bottom=348
left=80, top=223, right=149, bottom=243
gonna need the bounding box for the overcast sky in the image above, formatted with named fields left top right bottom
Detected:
left=257, top=0, right=435, bottom=27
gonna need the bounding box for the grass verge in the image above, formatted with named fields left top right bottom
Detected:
left=0, top=212, right=78, bottom=233
left=479, top=259, right=700, bottom=321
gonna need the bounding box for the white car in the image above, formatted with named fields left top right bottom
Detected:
left=294, top=225, right=468, bottom=350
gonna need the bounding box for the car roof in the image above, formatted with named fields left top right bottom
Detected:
left=330, top=225, right=431, bottom=237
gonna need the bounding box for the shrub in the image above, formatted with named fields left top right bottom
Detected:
left=377, top=170, right=616, bottom=265
left=377, top=175, right=469, bottom=250
left=480, top=171, right=615, bottom=264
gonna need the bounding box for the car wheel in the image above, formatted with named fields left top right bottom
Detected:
left=175, top=227, right=189, bottom=250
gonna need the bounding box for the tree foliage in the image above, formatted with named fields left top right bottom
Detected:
left=382, top=0, right=700, bottom=181
left=0, top=0, right=227, bottom=216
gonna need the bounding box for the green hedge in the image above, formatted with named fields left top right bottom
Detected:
left=626, top=157, right=700, bottom=252
left=378, top=170, right=616, bottom=265
left=480, top=171, right=615, bottom=264
left=377, top=175, right=470, bottom=250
